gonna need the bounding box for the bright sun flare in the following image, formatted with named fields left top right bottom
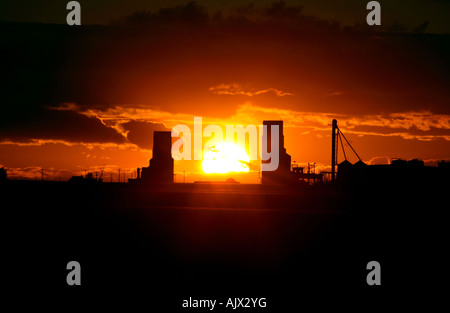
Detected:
left=202, top=143, right=250, bottom=174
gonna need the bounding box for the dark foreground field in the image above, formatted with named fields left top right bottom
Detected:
left=2, top=180, right=448, bottom=310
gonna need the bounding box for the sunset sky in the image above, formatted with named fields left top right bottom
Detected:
left=0, top=1, right=449, bottom=182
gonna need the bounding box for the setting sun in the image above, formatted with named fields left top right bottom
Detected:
left=202, top=143, right=250, bottom=174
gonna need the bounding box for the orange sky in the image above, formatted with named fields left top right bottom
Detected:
left=1, top=101, right=448, bottom=183
left=0, top=2, right=449, bottom=182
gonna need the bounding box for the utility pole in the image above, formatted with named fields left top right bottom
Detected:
left=331, top=119, right=337, bottom=182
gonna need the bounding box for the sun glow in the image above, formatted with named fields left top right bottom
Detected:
left=202, top=143, right=250, bottom=174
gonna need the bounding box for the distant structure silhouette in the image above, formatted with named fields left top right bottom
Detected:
left=68, top=175, right=84, bottom=183
left=291, top=162, right=323, bottom=184
left=68, top=172, right=103, bottom=183
left=260, top=118, right=448, bottom=187
left=125, top=120, right=446, bottom=187
left=329, top=120, right=448, bottom=186
left=261, top=120, right=294, bottom=184
left=438, top=160, right=450, bottom=170
left=331, top=119, right=366, bottom=182
left=0, top=167, right=7, bottom=181
left=331, top=119, right=337, bottom=181
left=336, top=157, right=448, bottom=186
left=134, top=131, right=174, bottom=183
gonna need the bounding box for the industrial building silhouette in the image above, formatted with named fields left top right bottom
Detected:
left=0, top=167, right=7, bottom=181
left=327, top=119, right=449, bottom=187
left=126, top=120, right=448, bottom=186
left=261, top=120, right=293, bottom=184
left=260, top=118, right=448, bottom=186
left=133, top=131, right=174, bottom=183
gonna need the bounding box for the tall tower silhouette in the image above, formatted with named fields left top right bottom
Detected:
left=331, top=119, right=337, bottom=181
left=141, top=131, right=174, bottom=183
left=261, top=120, right=292, bottom=184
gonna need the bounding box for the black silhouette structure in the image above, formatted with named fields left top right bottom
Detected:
left=67, top=175, right=84, bottom=183
left=438, top=160, right=450, bottom=170
left=68, top=171, right=103, bottom=183
left=258, top=119, right=449, bottom=187
left=0, top=167, right=6, bottom=181
left=329, top=119, right=448, bottom=187
left=257, top=118, right=450, bottom=187
left=261, top=120, right=294, bottom=184
left=291, top=162, right=323, bottom=184
left=331, top=118, right=338, bottom=181
left=137, top=131, right=174, bottom=183
left=337, top=157, right=448, bottom=187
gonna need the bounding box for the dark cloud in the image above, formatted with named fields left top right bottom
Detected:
left=343, top=124, right=450, bottom=141
left=0, top=108, right=126, bottom=144
left=122, top=121, right=170, bottom=149
left=1, top=1, right=450, bottom=34
left=110, top=1, right=209, bottom=28
left=0, top=1, right=449, bottom=148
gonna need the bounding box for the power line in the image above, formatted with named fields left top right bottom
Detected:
left=337, top=126, right=361, bottom=161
